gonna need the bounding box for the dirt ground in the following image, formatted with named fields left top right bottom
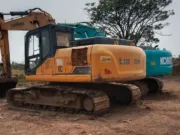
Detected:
left=0, top=76, right=180, bottom=135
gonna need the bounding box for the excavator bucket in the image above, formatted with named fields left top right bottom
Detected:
left=0, top=77, right=17, bottom=98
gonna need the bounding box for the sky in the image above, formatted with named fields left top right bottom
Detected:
left=0, top=0, right=179, bottom=62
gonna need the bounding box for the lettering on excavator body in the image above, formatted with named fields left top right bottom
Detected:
left=119, top=58, right=141, bottom=65
left=119, top=58, right=130, bottom=65
left=100, top=56, right=112, bottom=63
left=160, top=57, right=172, bottom=65
left=134, top=59, right=140, bottom=64
left=11, top=22, right=24, bottom=28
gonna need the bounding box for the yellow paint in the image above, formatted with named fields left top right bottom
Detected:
left=91, top=45, right=146, bottom=82
left=26, top=75, right=91, bottom=82
left=26, top=44, right=146, bottom=83
left=100, top=56, right=112, bottom=63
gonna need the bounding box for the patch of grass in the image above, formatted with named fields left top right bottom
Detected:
left=12, top=69, right=24, bottom=76
left=12, top=69, right=26, bottom=80
left=18, top=79, right=28, bottom=84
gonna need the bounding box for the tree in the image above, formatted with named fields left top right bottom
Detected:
left=84, top=0, right=174, bottom=45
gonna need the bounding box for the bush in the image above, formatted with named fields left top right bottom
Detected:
left=18, top=74, right=25, bottom=79
left=172, top=66, right=180, bottom=76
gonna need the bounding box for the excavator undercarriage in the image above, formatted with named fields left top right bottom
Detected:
left=131, top=77, right=164, bottom=97
left=6, top=82, right=141, bottom=115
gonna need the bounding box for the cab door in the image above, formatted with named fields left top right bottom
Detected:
left=25, top=30, right=42, bottom=75
left=40, top=29, right=53, bottom=75
left=52, top=28, right=72, bottom=75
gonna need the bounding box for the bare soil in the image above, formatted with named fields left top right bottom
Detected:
left=0, top=76, right=180, bottom=135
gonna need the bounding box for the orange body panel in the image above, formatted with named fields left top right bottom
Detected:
left=91, top=45, right=146, bottom=82
left=26, top=75, right=91, bottom=82
left=26, top=44, right=146, bottom=83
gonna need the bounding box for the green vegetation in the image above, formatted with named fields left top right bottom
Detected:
left=85, top=0, right=174, bottom=45
left=11, top=62, right=26, bottom=83
left=12, top=69, right=25, bottom=79
left=172, top=60, right=180, bottom=76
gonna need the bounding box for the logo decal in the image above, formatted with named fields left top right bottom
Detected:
left=160, top=57, right=172, bottom=65
left=100, top=56, right=112, bottom=63
left=11, top=22, right=24, bottom=27
left=151, top=61, right=156, bottom=65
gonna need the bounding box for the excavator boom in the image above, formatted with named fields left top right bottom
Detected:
left=0, top=8, right=55, bottom=31
left=0, top=8, right=55, bottom=97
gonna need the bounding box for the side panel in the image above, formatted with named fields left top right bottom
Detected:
left=36, top=58, right=54, bottom=75
left=26, top=46, right=93, bottom=82
left=55, top=46, right=92, bottom=82
left=26, top=44, right=146, bottom=83
left=91, top=45, right=146, bottom=82
left=145, top=50, right=173, bottom=76
left=65, top=46, right=92, bottom=74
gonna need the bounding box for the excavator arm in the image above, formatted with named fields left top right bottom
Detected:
left=0, top=8, right=55, bottom=97
left=0, top=8, right=56, bottom=78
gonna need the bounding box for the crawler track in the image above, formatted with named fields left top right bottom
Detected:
left=131, top=77, right=164, bottom=98
left=6, top=83, right=141, bottom=115
left=6, top=85, right=110, bottom=116
left=145, top=77, right=164, bottom=93
left=63, top=83, right=142, bottom=104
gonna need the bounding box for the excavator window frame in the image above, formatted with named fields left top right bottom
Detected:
left=24, top=24, right=74, bottom=75
left=25, top=28, right=41, bottom=74
left=52, top=26, right=74, bottom=49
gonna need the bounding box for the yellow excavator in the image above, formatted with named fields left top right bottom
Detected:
left=0, top=8, right=146, bottom=114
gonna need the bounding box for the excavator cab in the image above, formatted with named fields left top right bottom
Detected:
left=24, top=24, right=74, bottom=75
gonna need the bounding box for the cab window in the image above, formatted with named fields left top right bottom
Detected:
left=56, top=32, right=72, bottom=47
left=41, top=30, right=50, bottom=58
left=28, top=33, right=40, bottom=70
left=28, top=33, right=40, bottom=57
